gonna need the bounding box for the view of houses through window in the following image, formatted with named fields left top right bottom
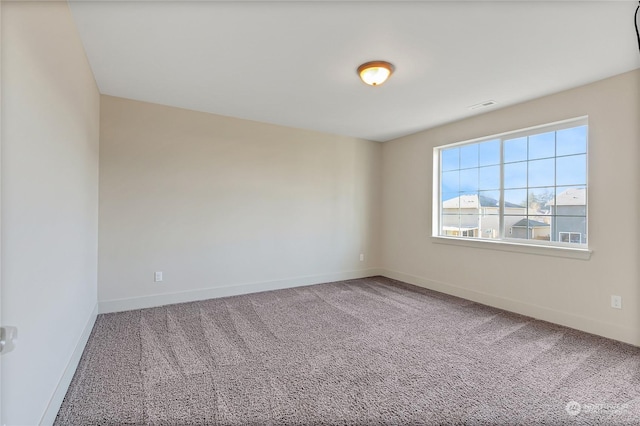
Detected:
left=436, top=118, right=588, bottom=247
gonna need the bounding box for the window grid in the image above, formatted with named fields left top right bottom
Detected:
left=437, top=118, right=587, bottom=247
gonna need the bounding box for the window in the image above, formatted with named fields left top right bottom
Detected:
left=434, top=117, right=588, bottom=248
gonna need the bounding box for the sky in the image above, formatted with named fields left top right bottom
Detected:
left=440, top=125, right=587, bottom=208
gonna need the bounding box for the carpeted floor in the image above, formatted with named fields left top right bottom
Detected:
left=56, top=276, right=640, bottom=425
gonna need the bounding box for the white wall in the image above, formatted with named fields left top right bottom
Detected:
left=98, top=96, right=382, bottom=312
left=1, top=2, right=100, bottom=425
left=381, top=69, right=640, bottom=346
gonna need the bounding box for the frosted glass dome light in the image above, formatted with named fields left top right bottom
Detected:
left=357, top=61, right=395, bottom=86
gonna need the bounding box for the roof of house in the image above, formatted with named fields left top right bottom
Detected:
left=443, top=194, right=523, bottom=209
left=511, top=218, right=550, bottom=228
left=547, top=188, right=586, bottom=206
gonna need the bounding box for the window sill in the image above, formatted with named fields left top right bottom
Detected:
left=430, top=236, right=592, bottom=260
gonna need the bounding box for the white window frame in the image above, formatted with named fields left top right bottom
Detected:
left=432, top=116, right=591, bottom=260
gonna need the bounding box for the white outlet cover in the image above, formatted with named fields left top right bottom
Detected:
left=611, top=295, right=622, bottom=309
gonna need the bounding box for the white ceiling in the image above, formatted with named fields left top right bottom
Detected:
left=69, top=1, right=640, bottom=142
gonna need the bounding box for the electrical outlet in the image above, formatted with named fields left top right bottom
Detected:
left=611, top=295, right=622, bottom=309
left=154, top=271, right=163, bottom=282
left=359, top=253, right=364, bottom=262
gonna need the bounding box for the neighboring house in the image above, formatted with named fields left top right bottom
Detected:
left=442, top=194, right=525, bottom=238
left=510, top=218, right=550, bottom=240
left=443, top=189, right=586, bottom=244
left=546, top=187, right=587, bottom=243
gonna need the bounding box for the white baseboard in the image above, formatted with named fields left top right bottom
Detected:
left=39, top=302, right=98, bottom=426
left=380, top=268, right=638, bottom=347
left=99, top=268, right=385, bottom=314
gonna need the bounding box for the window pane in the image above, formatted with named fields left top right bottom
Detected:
left=441, top=170, right=459, bottom=193
left=504, top=189, right=527, bottom=209
left=509, top=216, right=551, bottom=241
left=504, top=162, right=527, bottom=189
left=556, top=154, right=586, bottom=186
left=479, top=214, right=499, bottom=239
left=555, top=216, right=586, bottom=244
left=478, top=190, right=500, bottom=210
left=504, top=137, right=527, bottom=163
left=458, top=192, right=479, bottom=209
left=479, top=139, right=500, bottom=166
left=529, top=215, right=551, bottom=241
left=504, top=214, right=524, bottom=232
left=460, top=144, right=479, bottom=169
left=441, top=148, right=459, bottom=171
left=528, top=158, right=554, bottom=187
left=458, top=214, right=480, bottom=238
left=441, top=214, right=460, bottom=226
left=507, top=216, right=529, bottom=240
left=441, top=213, right=481, bottom=238
left=552, top=186, right=586, bottom=216
left=479, top=165, right=500, bottom=190
left=460, top=168, right=478, bottom=192
left=441, top=193, right=460, bottom=214
left=528, top=187, right=554, bottom=215
left=557, top=126, right=587, bottom=156
left=441, top=214, right=460, bottom=236
left=528, top=132, right=555, bottom=160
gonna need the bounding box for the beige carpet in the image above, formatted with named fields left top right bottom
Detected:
left=56, top=276, right=640, bottom=425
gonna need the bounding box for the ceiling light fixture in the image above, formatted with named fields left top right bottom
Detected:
left=357, top=61, right=395, bottom=86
